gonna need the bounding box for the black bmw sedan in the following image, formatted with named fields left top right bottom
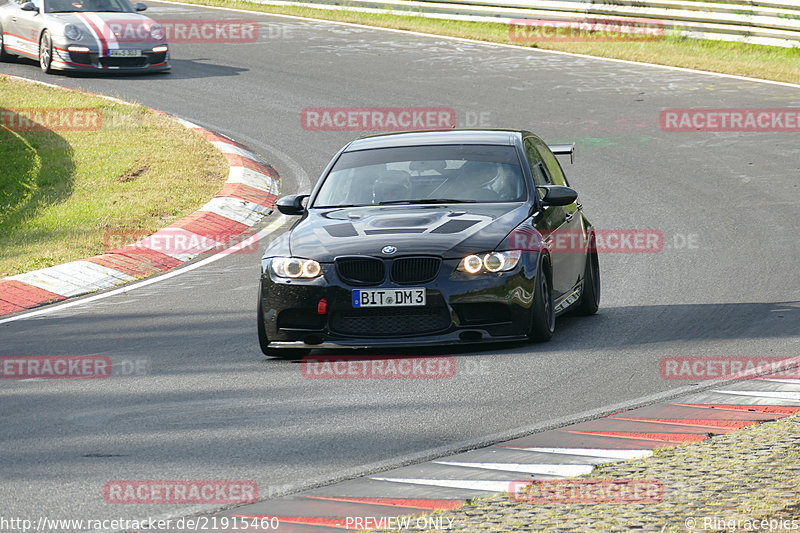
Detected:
left=257, top=129, right=599, bottom=357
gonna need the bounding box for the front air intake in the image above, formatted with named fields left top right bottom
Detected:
left=335, top=257, right=385, bottom=285
left=390, top=257, right=441, bottom=284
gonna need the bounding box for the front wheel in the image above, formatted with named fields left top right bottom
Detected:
left=257, top=297, right=310, bottom=359
left=527, top=260, right=555, bottom=342
left=574, top=247, right=600, bottom=316
left=39, top=31, right=52, bottom=73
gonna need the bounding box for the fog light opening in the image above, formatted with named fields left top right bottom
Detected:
left=304, top=335, right=323, bottom=345
left=459, top=330, right=482, bottom=342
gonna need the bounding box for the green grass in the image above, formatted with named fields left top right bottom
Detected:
left=0, top=76, right=228, bottom=277
left=174, top=0, right=800, bottom=85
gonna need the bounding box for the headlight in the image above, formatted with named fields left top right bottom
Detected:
left=64, top=24, right=82, bottom=40
left=462, top=254, right=483, bottom=274
left=270, top=257, right=322, bottom=279
left=150, top=23, right=164, bottom=40
left=457, top=251, right=521, bottom=274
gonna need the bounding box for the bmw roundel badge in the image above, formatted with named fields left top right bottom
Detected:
left=381, top=245, right=397, bottom=255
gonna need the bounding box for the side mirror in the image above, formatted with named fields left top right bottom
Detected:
left=20, top=2, right=37, bottom=11
left=276, top=194, right=309, bottom=215
left=134, top=2, right=146, bottom=10
left=537, top=185, right=578, bottom=207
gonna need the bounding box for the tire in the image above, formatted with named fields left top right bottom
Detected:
left=257, top=297, right=310, bottom=359
left=574, top=245, right=600, bottom=316
left=39, top=30, right=52, bottom=73
left=527, top=258, right=555, bottom=342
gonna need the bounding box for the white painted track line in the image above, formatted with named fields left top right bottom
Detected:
left=504, top=448, right=654, bottom=460
left=712, top=390, right=800, bottom=401
left=370, top=477, right=515, bottom=492
left=434, top=461, right=595, bottom=476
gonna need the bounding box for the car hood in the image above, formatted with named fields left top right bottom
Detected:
left=286, top=204, right=530, bottom=262
left=49, top=12, right=161, bottom=43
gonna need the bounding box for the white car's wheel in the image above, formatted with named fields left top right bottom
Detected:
left=39, top=31, right=52, bottom=73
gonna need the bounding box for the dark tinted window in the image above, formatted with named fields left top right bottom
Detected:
left=313, top=144, right=526, bottom=207
left=45, top=0, right=133, bottom=12
left=524, top=138, right=550, bottom=186
left=529, top=136, right=567, bottom=186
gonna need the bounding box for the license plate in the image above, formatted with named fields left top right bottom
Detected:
left=109, top=49, right=142, bottom=57
left=352, top=288, right=425, bottom=308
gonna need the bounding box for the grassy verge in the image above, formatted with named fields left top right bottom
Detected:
left=174, top=0, right=800, bottom=85
left=0, top=76, right=228, bottom=277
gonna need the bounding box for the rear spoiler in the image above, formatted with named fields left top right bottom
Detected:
left=548, top=143, right=575, bottom=164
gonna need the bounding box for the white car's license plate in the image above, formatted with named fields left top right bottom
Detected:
left=109, top=49, right=142, bottom=57
left=352, top=288, right=425, bottom=308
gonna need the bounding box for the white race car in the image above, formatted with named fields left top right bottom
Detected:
left=0, top=0, right=168, bottom=73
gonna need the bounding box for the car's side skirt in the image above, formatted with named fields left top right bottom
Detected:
left=3, top=32, right=38, bottom=58
left=554, top=284, right=583, bottom=315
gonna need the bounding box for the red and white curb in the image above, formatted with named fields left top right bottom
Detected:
left=205, top=377, right=800, bottom=531
left=0, top=110, right=279, bottom=316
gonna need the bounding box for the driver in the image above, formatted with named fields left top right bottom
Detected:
left=456, top=161, right=502, bottom=201
left=89, top=0, right=112, bottom=10
left=486, top=165, right=522, bottom=200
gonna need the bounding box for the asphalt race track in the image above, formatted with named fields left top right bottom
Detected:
left=1, top=1, right=799, bottom=527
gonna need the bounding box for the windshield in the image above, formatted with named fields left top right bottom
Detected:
left=44, top=0, right=134, bottom=13
left=313, top=144, right=526, bottom=208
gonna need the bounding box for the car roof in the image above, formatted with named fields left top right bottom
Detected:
left=345, top=129, right=524, bottom=151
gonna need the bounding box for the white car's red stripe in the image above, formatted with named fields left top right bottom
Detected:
left=76, top=12, right=108, bottom=59
left=85, top=12, right=119, bottom=49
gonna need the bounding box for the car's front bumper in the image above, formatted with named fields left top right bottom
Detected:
left=52, top=45, right=169, bottom=72
left=259, top=255, right=541, bottom=349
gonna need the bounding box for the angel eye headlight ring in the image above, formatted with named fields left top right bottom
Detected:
left=270, top=257, right=322, bottom=279
left=458, top=251, right=521, bottom=274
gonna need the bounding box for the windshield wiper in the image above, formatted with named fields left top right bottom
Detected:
left=379, top=198, right=476, bottom=205
left=313, top=204, right=365, bottom=208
